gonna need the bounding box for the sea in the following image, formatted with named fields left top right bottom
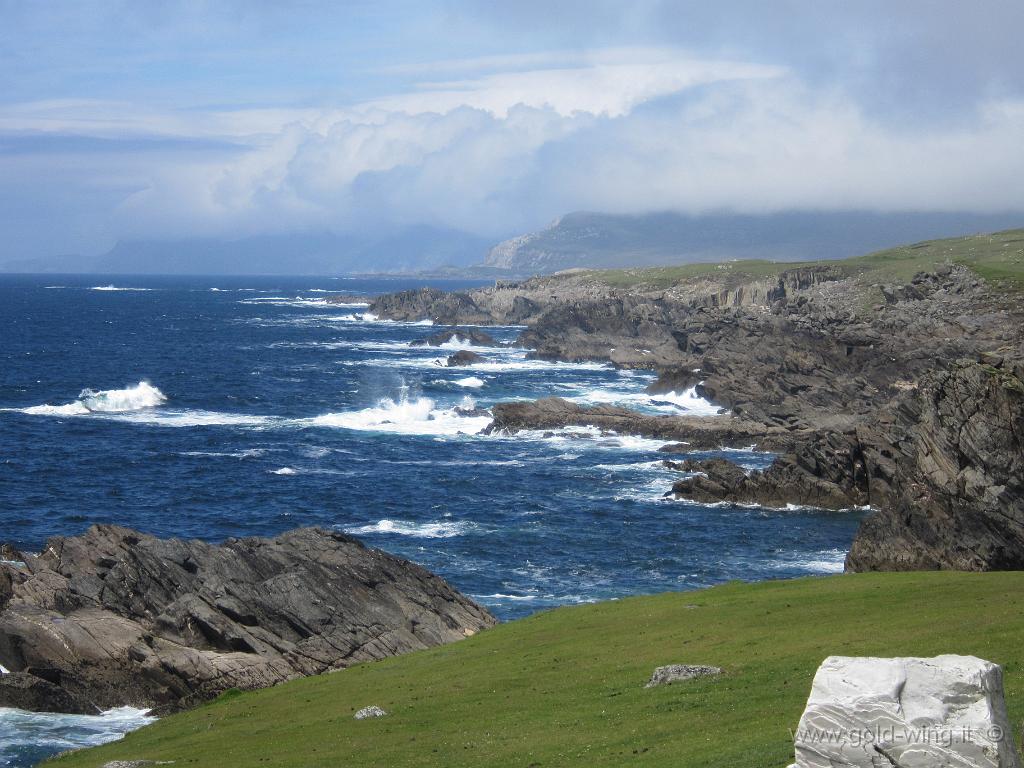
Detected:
left=0, top=274, right=865, bottom=766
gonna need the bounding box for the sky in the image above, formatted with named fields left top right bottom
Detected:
left=1, top=0, right=1023, bottom=260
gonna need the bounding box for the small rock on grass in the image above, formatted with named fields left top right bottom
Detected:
left=645, top=664, right=721, bottom=688
left=354, top=705, right=388, bottom=719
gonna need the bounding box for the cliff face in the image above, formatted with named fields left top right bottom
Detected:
left=0, top=526, right=496, bottom=714
left=847, top=359, right=1024, bottom=571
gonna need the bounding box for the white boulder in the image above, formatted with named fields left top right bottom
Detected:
left=791, top=655, right=1021, bottom=768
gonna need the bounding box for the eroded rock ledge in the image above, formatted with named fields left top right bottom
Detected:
left=0, top=526, right=496, bottom=714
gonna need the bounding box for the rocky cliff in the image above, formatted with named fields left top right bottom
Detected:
left=372, top=229, right=1024, bottom=572
left=0, top=526, right=496, bottom=714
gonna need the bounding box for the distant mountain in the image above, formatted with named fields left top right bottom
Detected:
left=1, top=226, right=492, bottom=275
left=485, top=211, right=1024, bottom=274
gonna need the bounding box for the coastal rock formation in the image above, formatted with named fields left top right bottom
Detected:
left=411, top=327, right=501, bottom=348
left=790, top=655, right=1021, bottom=768
left=485, top=397, right=788, bottom=451
left=846, top=358, right=1024, bottom=571
left=371, top=230, right=1024, bottom=572
left=446, top=350, right=484, bottom=366
left=0, top=525, right=496, bottom=714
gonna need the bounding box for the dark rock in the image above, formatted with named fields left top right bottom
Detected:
left=0, top=526, right=496, bottom=714
left=846, top=360, right=1024, bottom=571
left=485, top=397, right=786, bottom=450
left=0, top=671, right=97, bottom=714
left=411, top=328, right=500, bottom=348
left=446, top=350, right=484, bottom=367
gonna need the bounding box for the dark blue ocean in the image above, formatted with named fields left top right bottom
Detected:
left=0, top=274, right=864, bottom=765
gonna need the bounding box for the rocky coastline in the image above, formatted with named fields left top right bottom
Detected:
left=372, top=236, right=1024, bottom=572
left=0, top=526, right=495, bottom=715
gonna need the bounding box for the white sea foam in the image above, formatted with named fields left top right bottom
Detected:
left=343, top=519, right=474, bottom=538
left=0, top=706, right=155, bottom=762
left=453, top=376, right=485, bottom=388
left=568, top=385, right=722, bottom=416
left=270, top=467, right=298, bottom=475
left=508, top=425, right=668, bottom=452
left=308, top=395, right=490, bottom=436
left=90, top=285, right=152, bottom=291
left=16, top=382, right=166, bottom=416
left=4, top=383, right=277, bottom=429
left=772, top=548, right=847, bottom=573
left=179, top=449, right=268, bottom=459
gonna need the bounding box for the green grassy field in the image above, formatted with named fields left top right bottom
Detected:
left=572, top=228, right=1024, bottom=290
left=50, top=572, right=1024, bottom=768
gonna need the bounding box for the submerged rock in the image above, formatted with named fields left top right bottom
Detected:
left=0, top=526, right=496, bottom=714
left=790, top=655, right=1021, bottom=768
left=446, top=350, right=484, bottom=367
left=644, top=664, right=721, bottom=688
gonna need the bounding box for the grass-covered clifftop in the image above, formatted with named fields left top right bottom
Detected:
left=570, top=227, right=1024, bottom=291
left=50, top=572, right=1024, bottom=768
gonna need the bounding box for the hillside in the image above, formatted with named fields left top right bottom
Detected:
left=49, top=572, right=1024, bottom=768
left=485, top=211, right=1024, bottom=275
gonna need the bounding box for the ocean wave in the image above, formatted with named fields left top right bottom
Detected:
left=90, top=285, right=153, bottom=292
left=0, top=706, right=155, bottom=764
left=15, top=382, right=166, bottom=416
left=771, top=548, right=847, bottom=573
left=343, top=518, right=474, bottom=538
left=452, top=376, right=485, bottom=388
left=3, top=383, right=279, bottom=429
left=178, top=449, right=269, bottom=459
left=568, top=385, right=722, bottom=416
left=508, top=425, right=668, bottom=452
left=307, top=395, right=490, bottom=436
left=270, top=467, right=298, bottom=475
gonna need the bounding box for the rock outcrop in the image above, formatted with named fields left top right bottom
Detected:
left=0, top=526, right=496, bottom=714
left=790, top=655, right=1021, bottom=768
left=846, top=358, right=1024, bottom=571
left=485, top=397, right=788, bottom=451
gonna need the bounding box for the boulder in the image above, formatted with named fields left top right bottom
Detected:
left=644, top=664, right=721, bottom=688
left=0, top=526, right=496, bottom=714
left=446, top=350, right=484, bottom=367
left=790, top=655, right=1021, bottom=768
left=354, top=705, right=388, bottom=719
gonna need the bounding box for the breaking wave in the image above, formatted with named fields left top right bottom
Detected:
left=0, top=706, right=155, bottom=766
left=343, top=518, right=475, bottom=538
left=308, top=394, right=490, bottom=436
left=16, top=382, right=166, bottom=416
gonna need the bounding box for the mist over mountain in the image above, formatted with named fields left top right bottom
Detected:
left=486, top=211, right=1024, bottom=274
left=1, top=226, right=492, bottom=276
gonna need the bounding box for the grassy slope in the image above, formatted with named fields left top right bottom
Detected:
left=571, top=228, right=1024, bottom=290
left=51, top=572, right=1024, bottom=768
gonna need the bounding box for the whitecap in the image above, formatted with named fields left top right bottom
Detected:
left=307, top=395, right=490, bottom=436
left=270, top=467, right=298, bottom=475
left=567, top=385, right=722, bottom=416
left=90, top=285, right=152, bottom=292
left=343, top=519, right=473, bottom=538
left=14, top=382, right=166, bottom=416
left=453, top=376, right=485, bottom=388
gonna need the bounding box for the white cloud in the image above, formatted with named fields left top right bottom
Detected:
left=5, top=46, right=1024, bottom=248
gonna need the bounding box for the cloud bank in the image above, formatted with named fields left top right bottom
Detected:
left=1, top=2, right=1022, bottom=259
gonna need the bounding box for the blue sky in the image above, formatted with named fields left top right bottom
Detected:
left=2, top=1, right=1023, bottom=259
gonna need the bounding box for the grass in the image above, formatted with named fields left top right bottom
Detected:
left=569, top=228, right=1024, bottom=290
left=49, top=571, right=1024, bottom=768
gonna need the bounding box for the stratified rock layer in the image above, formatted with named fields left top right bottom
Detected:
left=0, top=526, right=496, bottom=714
left=791, top=655, right=1021, bottom=768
